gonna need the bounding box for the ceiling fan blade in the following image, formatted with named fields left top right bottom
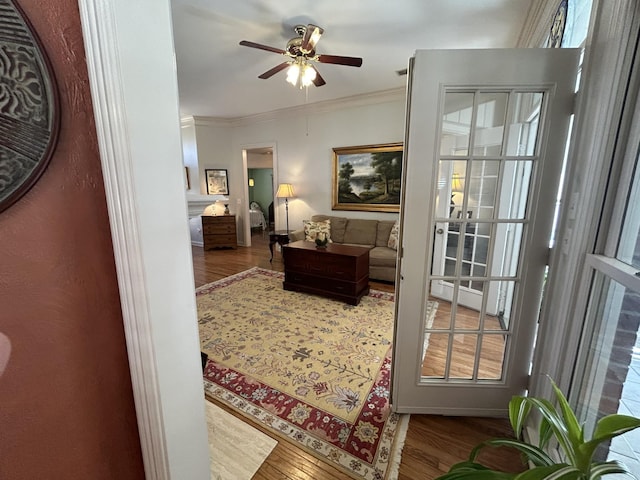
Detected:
left=258, top=62, right=290, bottom=79
left=310, top=66, right=326, bottom=87
left=316, top=54, right=363, bottom=67
left=300, top=24, right=324, bottom=54
left=239, top=40, right=286, bottom=55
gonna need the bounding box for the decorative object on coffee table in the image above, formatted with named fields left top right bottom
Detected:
left=315, top=232, right=329, bottom=248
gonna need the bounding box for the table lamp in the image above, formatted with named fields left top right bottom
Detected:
left=276, top=183, right=295, bottom=232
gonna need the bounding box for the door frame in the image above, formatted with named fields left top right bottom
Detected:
left=529, top=0, right=640, bottom=401
left=78, top=0, right=210, bottom=478
left=241, top=142, right=278, bottom=246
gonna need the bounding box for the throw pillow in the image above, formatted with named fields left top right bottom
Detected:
left=303, top=219, right=332, bottom=243
left=388, top=220, right=399, bottom=250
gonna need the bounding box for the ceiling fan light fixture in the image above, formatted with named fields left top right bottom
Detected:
left=240, top=23, right=361, bottom=88
left=301, top=64, right=316, bottom=87
left=286, top=62, right=300, bottom=85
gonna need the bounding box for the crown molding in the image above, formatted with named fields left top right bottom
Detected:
left=180, top=86, right=406, bottom=128
left=517, top=0, right=557, bottom=47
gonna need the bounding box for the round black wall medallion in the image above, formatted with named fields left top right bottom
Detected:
left=0, top=0, right=60, bottom=213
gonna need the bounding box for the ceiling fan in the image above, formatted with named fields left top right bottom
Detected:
left=239, top=24, right=363, bottom=88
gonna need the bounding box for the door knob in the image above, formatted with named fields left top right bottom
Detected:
left=436, top=228, right=444, bottom=234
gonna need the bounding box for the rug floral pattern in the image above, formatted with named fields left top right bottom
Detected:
left=197, top=268, right=434, bottom=480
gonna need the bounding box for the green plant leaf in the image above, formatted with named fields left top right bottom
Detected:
left=513, top=464, right=581, bottom=480
left=588, top=460, right=630, bottom=477
left=593, top=414, right=640, bottom=441
left=550, top=379, right=584, bottom=447
left=510, top=396, right=532, bottom=439
left=435, top=461, right=516, bottom=479
left=524, top=397, right=577, bottom=465
left=579, top=414, right=640, bottom=461
left=470, top=438, right=554, bottom=467
left=539, top=417, right=554, bottom=449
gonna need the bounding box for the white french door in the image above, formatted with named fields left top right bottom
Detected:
left=392, top=49, right=579, bottom=415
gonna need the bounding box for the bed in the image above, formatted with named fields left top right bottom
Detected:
left=249, top=201, right=267, bottom=230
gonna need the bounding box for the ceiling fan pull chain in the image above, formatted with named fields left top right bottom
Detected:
left=305, top=87, right=310, bottom=136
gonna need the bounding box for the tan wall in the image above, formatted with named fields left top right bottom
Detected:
left=0, top=1, right=145, bottom=478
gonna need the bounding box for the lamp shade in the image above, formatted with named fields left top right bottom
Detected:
left=276, top=183, right=295, bottom=198
left=451, top=173, right=464, bottom=193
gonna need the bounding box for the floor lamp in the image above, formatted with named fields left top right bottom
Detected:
left=276, top=183, right=295, bottom=233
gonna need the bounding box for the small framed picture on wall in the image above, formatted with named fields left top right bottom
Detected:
left=205, top=169, right=229, bottom=195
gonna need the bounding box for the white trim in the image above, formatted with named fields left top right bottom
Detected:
left=186, top=196, right=217, bottom=217
left=586, top=255, right=640, bottom=291
left=78, top=1, right=210, bottom=478
left=76, top=1, right=169, bottom=477
left=183, top=88, right=406, bottom=127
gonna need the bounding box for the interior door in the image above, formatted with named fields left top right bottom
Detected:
left=392, top=49, right=579, bottom=415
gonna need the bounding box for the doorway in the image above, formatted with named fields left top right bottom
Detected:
left=242, top=145, right=276, bottom=246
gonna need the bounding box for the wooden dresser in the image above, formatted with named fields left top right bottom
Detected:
left=282, top=241, right=370, bottom=305
left=201, top=215, right=237, bottom=250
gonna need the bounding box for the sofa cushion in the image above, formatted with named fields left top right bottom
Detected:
left=376, top=220, right=397, bottom=247
left=387, top=220, right=399, bottom=250
left=303, top=219, right=333, bottom=243
left=369, top=246, right=398, bottom=267
left=311, top=215, right=347, bottom=243
left=343, top=219, right=378, bottom=245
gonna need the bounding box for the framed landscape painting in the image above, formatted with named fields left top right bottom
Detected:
left=205, top=168, right=229, bottom=195
left=332, top=143, right=403, bottom=212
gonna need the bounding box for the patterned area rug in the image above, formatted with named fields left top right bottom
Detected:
left=197, top=267, right=437, bottom=480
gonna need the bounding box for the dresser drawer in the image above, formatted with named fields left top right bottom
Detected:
left=204, top=234, right=237, bottom=245
left=203, top=224, right=236, bottom=235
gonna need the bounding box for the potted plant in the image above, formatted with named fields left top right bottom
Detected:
left=436, top=378, right=640, bottom=479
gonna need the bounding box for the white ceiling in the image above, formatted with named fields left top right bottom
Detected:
left=170, top=0, right=534, bottom=119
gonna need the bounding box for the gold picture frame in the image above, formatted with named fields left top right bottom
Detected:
left=332, top=143, right=403, bottom=212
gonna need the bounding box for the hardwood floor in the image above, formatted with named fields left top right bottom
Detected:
left=193, top=233, right=524, bottom=479
left=422, top=301, right=506, bottom=380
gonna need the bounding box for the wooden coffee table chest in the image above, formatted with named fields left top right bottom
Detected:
left=282, top=241, right=370, bottom=305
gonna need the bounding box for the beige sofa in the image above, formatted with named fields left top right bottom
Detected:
left=290, top=214, right=398, bottom=282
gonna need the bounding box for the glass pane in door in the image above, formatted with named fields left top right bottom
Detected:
left=505, top=92, right=544, bottom=156
left=474, top=92, right=508, bottom=156
left=424, top=89, right=544, bottom=382
left=441, top=93, right=474, bottom=156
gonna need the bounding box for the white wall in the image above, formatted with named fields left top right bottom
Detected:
left=184, top=90, right=406, bottom=241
